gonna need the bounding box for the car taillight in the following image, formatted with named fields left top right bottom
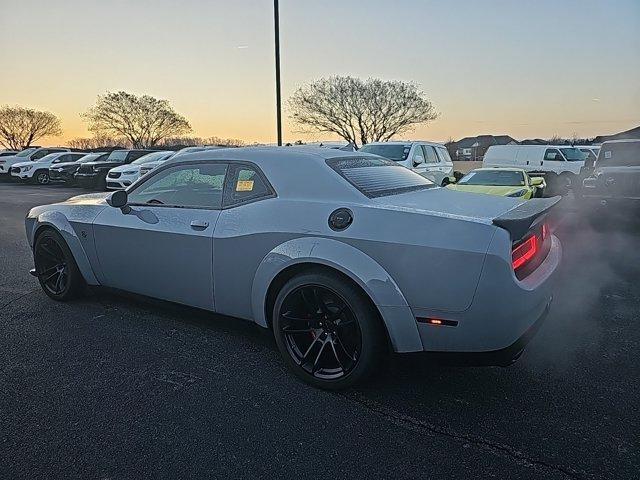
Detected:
left=512, top=235, right=538, bottom=271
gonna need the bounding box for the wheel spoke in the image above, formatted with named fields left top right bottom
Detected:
left=283, top=327, right=313, bottom=334
left=54, top=270, right=65, bottom=293
left=302, top=336, right=321, bottom=360
left=38, top=265, right=60, bottom=278
left=335, top=333, right=357, bottom=362
left=313, top=288, right=331, bottom=315
left=42, top=270, right=61, bottom=284
left=329, top=338, right=346, bottom=372
left=311, top=339, right=328, bottom=374
left=336, top=318, right=355, bottom=328
left=281, top=312, right=314, bottom=323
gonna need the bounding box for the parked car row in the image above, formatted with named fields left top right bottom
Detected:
left=0, top=146, right=225, bottom=189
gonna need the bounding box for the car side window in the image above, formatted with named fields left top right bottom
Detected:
left=223, top=164, right=274, bottom=208
left=32, top=150, right=49, bottom=160
left=436, top=146, right=452, bottom=163
left=544, top=148, right=564, bottom=161
left=127, top=151, right=148, bottom=162
left=422, top=145, right=439, bottom=163
left=128, top=163, right=228, bottom=209
left=53, top=154, right=70, bottom=163
left=411, top=146, right=425, bottom=165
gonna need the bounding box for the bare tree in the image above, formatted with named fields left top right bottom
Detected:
left=288, top=76, right=438, bottom=148
left=0, top=106, right=62, bottom=149
left=83, top=91, right=192, bottom=148
left=67, top=133, right=129, bottom=150
left=202, top=136, right=245, bottom=147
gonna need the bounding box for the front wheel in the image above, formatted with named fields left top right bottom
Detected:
left=34, top=229, right=85, bottom=301
left=272, top=271, right=387, bottom=390
left=33, top=170, right=50, bottom=185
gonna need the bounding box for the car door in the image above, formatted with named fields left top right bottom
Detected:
left=541, top=148, right=565, bottom=174
left=212, top=162, right=277, bottom=320
left=421, top=145, right=444, bottom=184
left=434, top=146, right=454, bottom=182
left=92, top=161, right=228, bottom=310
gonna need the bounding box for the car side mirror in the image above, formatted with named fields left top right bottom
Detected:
left=530, top=177, right=544, bottom=186
left=107, top=190, right=131, bottom=213
left=413, top=156, right=424, bottom=166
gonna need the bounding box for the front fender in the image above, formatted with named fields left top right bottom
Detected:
left=26, top=210, right=99, bottom=285
left=251, top=236, right=423, bottom=353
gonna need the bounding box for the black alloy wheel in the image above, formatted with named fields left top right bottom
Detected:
left=34, top=229, right=83, bottom=300
left=35, top=170, right=50, bottom=185
left=273, top=271, right=386, bottom=389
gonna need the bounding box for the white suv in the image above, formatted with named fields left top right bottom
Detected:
left=1, top=147, right=70, bottom=177
left=359, top=141, right=455, bottom=186
left=11, top=151, right=85, bottom=184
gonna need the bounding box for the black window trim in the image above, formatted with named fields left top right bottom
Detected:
left=125, top=159, right=276, bottom=211
left=222, top=162, right=277, bottom=209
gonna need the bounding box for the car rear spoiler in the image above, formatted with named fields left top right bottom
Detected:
left=493, top=196, right=561, bottom=240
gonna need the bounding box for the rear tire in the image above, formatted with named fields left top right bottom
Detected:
left=272, top=270, right=387, bottom=390
left=34, top=229, right=85, bottom=301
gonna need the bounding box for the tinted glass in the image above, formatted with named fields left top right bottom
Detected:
left=224, top=165, right=273, bottom=207
left=52, top=154, right=71, bottom=163
left=131, top=151, right=171, bottom=165
left=597, top=142, right=640, bottom=167
left=560, top=147, right=586, bottom=161
left=579, top=148, right=597, bottom=162
left=16, top=148, right=37, bottom=157
left=78, top=153, right=106, bottom=163
left=358, top=144, right=410, bottom=161
left=128, top=163, right=227, bottom=208
left=543, top=149, right=563, bottom=161
left=437, top=146, right=452, bottom=163
left=327, top=157, right=435, bottom=198
left=422, top=146, right=439, bottom=163
left=107, top=150, right=128, bottom=162
left=458, top=170, right=525, bottom=186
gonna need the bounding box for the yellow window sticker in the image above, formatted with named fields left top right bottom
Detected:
left=236, top=180, right=254, bottom=191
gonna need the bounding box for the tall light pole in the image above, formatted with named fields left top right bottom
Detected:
left=274, top=0, right=283, bottom=146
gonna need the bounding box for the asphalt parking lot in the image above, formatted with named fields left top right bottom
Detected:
left=0, top=181, right=638, bottom=479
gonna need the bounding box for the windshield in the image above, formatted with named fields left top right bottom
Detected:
left=78, top=153, right=104, bottom=163
left=359, top=144, right=410, bottom=162
left=106, top=150, right=128, bottom=162
left=458, top=170, right=525, bottom=186
left=16, top=148, right=37, bottom=157
left=327, top=157, right=434, bottom=198
left=597, top=142, right=640, bottom=167
left=131, top=152, right=171, bottom=165
left=560, top=147, right=586, bottom=161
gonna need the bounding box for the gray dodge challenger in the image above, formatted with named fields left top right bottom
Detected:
left=25, top=147, right=562, bottom=389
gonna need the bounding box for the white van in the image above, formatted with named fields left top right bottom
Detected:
left=483, top=145, right=586, bottom=189
left=359, top=141, right=455, bottom=186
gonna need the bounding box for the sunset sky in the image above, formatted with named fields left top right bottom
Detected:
left=1, top=0, right=639, bottom=145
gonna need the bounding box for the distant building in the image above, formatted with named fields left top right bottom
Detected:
left=448, top=135, right=517, bottom=161
left=593, top=125, right=640, bottom=144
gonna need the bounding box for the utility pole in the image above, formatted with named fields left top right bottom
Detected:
left=274, top=0, right=283, bottom=146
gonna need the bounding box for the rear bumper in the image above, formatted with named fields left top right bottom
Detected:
left=413, top=234, right=561, bottom=355
left=74, top=172, right=100, bottom=187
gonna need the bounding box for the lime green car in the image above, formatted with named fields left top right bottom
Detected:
left=446, top=168, right=545, bottom=199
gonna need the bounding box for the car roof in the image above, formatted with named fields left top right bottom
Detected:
left=363, top=141, right=444, bottom=147
left=162, top=146, right=380, bottom=202
left=474, top=167, right=528, bottom=173
left=601, top=139, right=640, bottom=145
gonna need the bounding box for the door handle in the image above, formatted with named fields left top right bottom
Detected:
left=540, top=161, right=544, bottom=166
left=526, top=161, right=529, bottom=165
left=190, top=220, right=209, bottom=229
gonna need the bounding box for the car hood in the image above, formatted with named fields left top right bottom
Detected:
left=370, top=186, right=524, bottom=224
left=62, top=192, right=111, bottom=205
left=446, top=184, right=524, bottom=197
left=51, top=161, right=80, bottom=169
left=109, top=164, right=141, bottom=173
left=11, top=161, right=34, bottom=168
